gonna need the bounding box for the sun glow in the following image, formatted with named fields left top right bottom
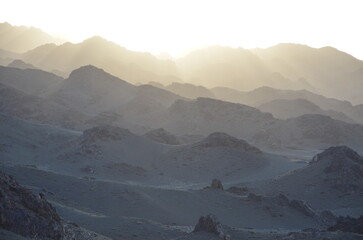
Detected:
left=1, top=0, right=363, bottom=58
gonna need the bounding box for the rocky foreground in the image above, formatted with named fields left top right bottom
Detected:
left=0, top=171, right=110, bottom=240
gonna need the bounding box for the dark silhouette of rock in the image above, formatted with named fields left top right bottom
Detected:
left=193, top=214, right=229, bottom=239
left=211, top=179, right=224, bottom=190
left=0, top=171, right=64, bottom=239
left=328, top=215, right=363, bottom=234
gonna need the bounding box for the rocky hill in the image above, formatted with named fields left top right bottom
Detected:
left=241, top=146, right=363, bottom=210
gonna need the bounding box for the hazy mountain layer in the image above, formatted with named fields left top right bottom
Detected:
left=0, top=22, right=64, bottom=53
left=258, top=98, right=355, bottom=123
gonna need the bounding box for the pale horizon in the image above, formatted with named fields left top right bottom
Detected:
left=1, top=0, right=363, bottom=59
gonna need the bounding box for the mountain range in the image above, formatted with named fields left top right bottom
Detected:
left=1, top=21, right=363, bottom=240
left=1, top=22, right=363, bottom=104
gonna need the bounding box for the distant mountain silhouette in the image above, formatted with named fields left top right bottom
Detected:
left=0, top=65, right=63, bottom=96
left=211, top=86, right=363, bottom=125
left=148, top=82, right=216, bottom=99
left=252, top=43, right=363, bottom=103
left=176, top=44, right=363, bottom=103
left=48, top=65, right=184, bottom=132
left=8, top=59, right=38, bottom=70
left=21, top=36, right=181, bottom=84
left=258, top=98, right=355, bottom=123
left=1, top=23, right=362, bottom=103
left=176, top=45, right=297, bottom=91
left=0, top=22, right=64, bottom=53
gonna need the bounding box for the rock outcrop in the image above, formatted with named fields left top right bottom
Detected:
left=0, top=171, right=64, bottom=239
left=211, top=179, right=224, bottom=190
left=193, top=214, right=229, bottom=239
left=328, top=215, right=363, bottom=234
left=277, top=194, right=336, bottom=225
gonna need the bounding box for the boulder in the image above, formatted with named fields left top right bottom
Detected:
left=211, top=179, right=224, bottom=190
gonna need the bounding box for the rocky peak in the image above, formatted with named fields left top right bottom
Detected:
left=0, top=171, right=63, bottom=239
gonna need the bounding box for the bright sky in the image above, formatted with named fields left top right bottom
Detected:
left=1, top=0, right=362, bottom=59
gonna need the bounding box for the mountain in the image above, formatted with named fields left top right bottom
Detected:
left=21, top=36, right=180, bottom=84
left=0, top=65, right=184, bottom=131
left=0, top=83, right=87, bottom=129
left=211, top=86, right=363, bottom=125
left=49, top=65, right=184, bottom=129
left=156, top=97, right=275, bottom=139
left=253, top=114, right=363, bottom=151
left=176, top=44, right=363, bottom=103
left=0, top=65, right=63, bottom=97
left=0, top=22, right=64, bottom=53
left=252, top=43, right=363, bottom=103
left=164, top=82, right=216, bottom=99
left=152, top=98, right=363, bottom=152
left=176, top=45, right=296, bottom=91
left=212, top=86, right=351, bottom=110
left=7, top=59, right=38, bottom=70
left=253, top=44, right=363, bottom=83
left=258, top=98, right=355, bottom=123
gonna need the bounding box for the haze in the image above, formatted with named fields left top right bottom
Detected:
left=2, top=1, right=363, bottom=239
left=1, top=0, right=363, bottom=59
